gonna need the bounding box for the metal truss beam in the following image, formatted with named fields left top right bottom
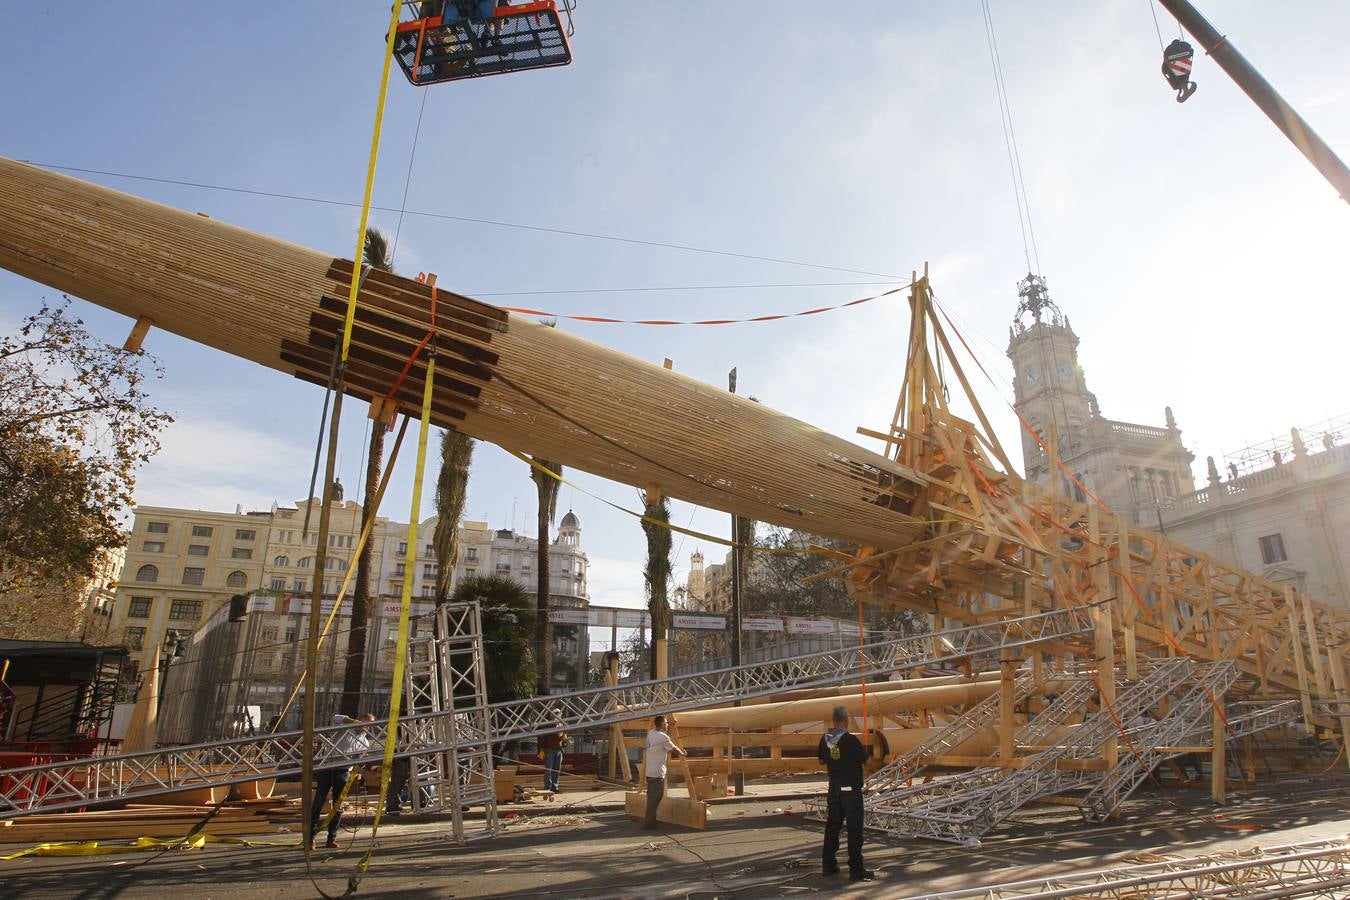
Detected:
left=896, top=837, right=1350, bottom=898
left=0, top=607, right=1090, bottom=817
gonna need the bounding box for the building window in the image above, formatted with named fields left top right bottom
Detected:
left=191, top=525, right=213, bottom=538
left=142, top=540, right=165, bottom=553
left=298, top=557, right=312, bottom=569
left=170, top=599, right=203, bottom=621
left=274, top=555, right=289, bottom=567
left=424, top=543, right=434, bottom=557
left=424, top=564, right=436, bottom=578
left=270, top=577, right=286, bottom=591
left=421, top=585, right=434, bottom=598
left=124, top=626, right=146, bottom=651
left=465, top=548, right=478, bottom=562
left=231, top=547, right=252, bottom=559
left=1259, top=533, right=1287, bottom=565
left=293, top=579, right=307, bottom=592
left=235, top=529, right=256, bottom=541
left=226, top=570, right=247, bottom=589
left=187, top=544, right=209, bottom=556
left=393, top=563, right=406, bottom=577
left=147, top=522, right=170, bottom=534
left=128, top=597, right=152, bottom=618
left=135, top=564, right=159, bottom=583
left=397, top=542, right=407, bottom=557
left=285, top=628, right=298, bottom=642
left=182, top=567, right=205, bottom=586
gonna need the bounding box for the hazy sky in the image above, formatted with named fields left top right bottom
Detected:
left=2, top=1, right=1348, bottom=614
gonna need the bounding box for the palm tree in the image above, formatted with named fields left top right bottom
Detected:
left=529, top=453, right=561, bottom=694
left=432, top=429, right=474, bottom=603
left=339, top=228, right=393, bottom=717
left=641, top=489, right=673, bottom=680
left=529, top=319, right=563, bottom=696
left=449, top=574, right=537, bottom=703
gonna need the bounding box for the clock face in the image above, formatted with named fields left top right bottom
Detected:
left=1024, top=365, right=1040, bottom=385
left=1056, top=362, right=1073, bottom=380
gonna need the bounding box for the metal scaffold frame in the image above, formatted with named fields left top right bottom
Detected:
left=0, top=607, right=1090, bottom=817
left=898, top=836, right=1350, bottom=899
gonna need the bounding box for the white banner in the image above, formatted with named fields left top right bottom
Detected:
left=742, top=615, right=785, bottom=633
left=785, top=616, right=835, bottom=635
left=614, top=609, right=650, bottom=629
left=548, top=609, right=591, bottom=625
left=673, top=613, right=726, bottom=631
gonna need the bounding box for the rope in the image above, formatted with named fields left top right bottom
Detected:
left=499, top=282, right=912, bottom=326
left=357, top=300, right=438, bottom=881
left=302, top=3, right=404, bottom=895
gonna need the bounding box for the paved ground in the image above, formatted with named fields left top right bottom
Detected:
left=4, top=773, right=1348, bottom=898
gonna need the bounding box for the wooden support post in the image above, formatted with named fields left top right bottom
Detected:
left=1211, top=696, right=1227, bottom=805
left=1089, top=505, right=1118, bottom=771
left=999, top=652, right=1016, bottom=761
left=1327, top=643, right=1350, bottom=774
left=1299, top=592, right=1330, bottom=700
left=606, top=655, right=631, bottom=782
left=122, top=315, right=153, bottom=352
left=1117, top=518, right=1138, bottom=682
left=1285, top=588, right=1316, bottom=734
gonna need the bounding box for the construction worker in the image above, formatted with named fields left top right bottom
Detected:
left=642, top=715, right=684, bottom=829
left=308, top=712, right=374, bottom=850
left=817, top=705, right=873, bottom=882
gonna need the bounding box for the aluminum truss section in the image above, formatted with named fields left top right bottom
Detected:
left=865, top=658, right=1197, bottom=845
left=432, top=602, right=498, bottom=842
left=487, top=607, right=1091, bottom=743
left=895, top=836, right=1350, bottom=899
left=1014, top=677, right=1097, bottom=748
left=1078, top=661, right=1238, bottom=823
left=0, top=607, right=1089, bottom=817
left=862, top=669, right=1040, bottom=793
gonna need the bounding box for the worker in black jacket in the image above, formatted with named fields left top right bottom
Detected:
left=816, top=705, right=874, bottom=882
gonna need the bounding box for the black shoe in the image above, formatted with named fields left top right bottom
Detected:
left=822, top=864, right=840, bottom=876
left=849, top=870, right=875, bottom=882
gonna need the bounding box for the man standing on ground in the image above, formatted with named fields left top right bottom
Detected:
left=308, top=712, right=375, bottom=850
left=642, top=714, right=684, bottom=829
left=539, top=707, right=567, bottom=793
left=817, top=705, right=873, bottom=882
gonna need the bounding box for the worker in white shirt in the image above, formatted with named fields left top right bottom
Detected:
left=642, top=714, right=685, bottom=829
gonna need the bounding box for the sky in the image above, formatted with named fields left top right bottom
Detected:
left=3, top=1, right=1349, bottom=617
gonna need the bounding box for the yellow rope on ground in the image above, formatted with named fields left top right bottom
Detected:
left=358, top=349, right=437, bottom=877
left=0, top=833, right=297, bottom=860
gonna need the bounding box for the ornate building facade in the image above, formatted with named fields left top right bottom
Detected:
left=1007, top=274, right=1195, bottom=525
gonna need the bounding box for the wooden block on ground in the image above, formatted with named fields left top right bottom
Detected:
left=230, top=778, right=277, bottom=801
left=623, top=792, right=707, bottom=829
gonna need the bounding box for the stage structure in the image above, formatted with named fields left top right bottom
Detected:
left=0, top=158, right=1346, bottom=839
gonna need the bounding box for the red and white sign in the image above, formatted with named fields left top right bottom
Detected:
left=784, top=617, right=835, bottom=635
left=673, top=613, right=726, bottom=631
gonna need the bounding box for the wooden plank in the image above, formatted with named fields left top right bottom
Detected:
left=623, top=792, right=707, bottom=830
left=122, top=314, right=153, bottom=352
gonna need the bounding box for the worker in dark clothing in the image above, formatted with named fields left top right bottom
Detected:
left=817, top=705, right=874, bottom=882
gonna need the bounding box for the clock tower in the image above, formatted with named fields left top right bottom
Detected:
left=1006, top=274, right=1194, bottom=523
left=1007, top=274, right=1098, bottom=475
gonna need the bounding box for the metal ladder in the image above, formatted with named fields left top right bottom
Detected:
left=864, top=657, right=1197, bottom=845
left=0, top=606, right=1091, bottom=817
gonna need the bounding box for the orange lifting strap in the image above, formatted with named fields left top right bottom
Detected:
left=394, top=1, right=572, bottom=86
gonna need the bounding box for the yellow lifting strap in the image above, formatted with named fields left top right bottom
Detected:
left=301, top=4, right=404, bottom=895
left=358, top=348, right=438, bottom=876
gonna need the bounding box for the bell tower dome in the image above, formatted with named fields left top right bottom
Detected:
left=1006, top=274, right=1098, bottom=479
